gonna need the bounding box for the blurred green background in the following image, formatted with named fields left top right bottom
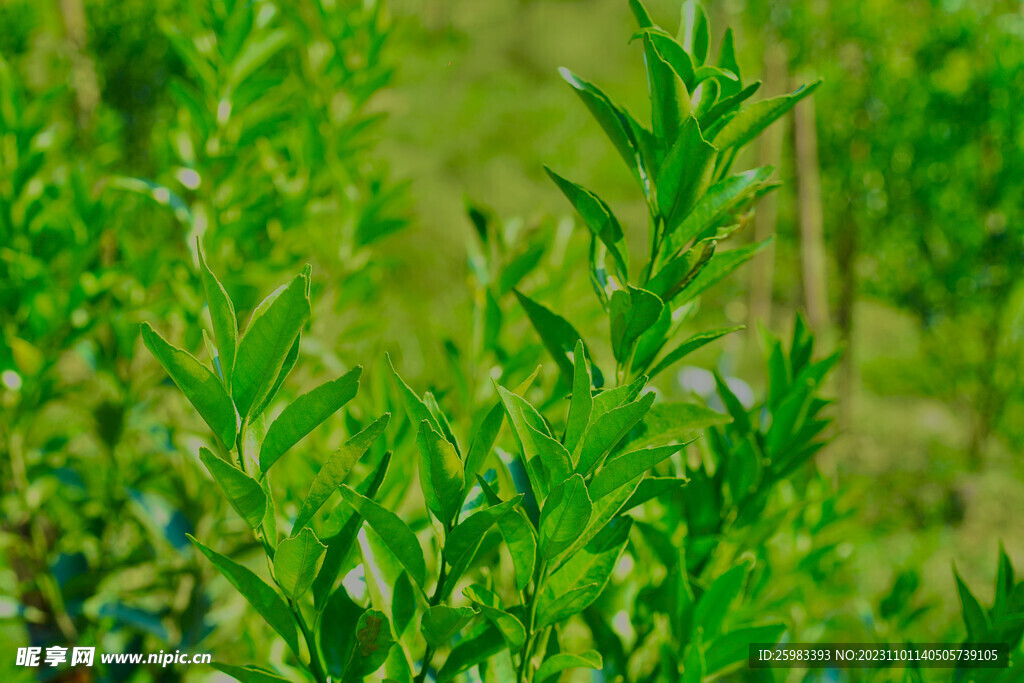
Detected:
left=2, top=0, right=1023, bottom=679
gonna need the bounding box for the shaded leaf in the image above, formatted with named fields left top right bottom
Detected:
left=274, top=528, right=326, bottom=600
left=198, top=447, right=265, bottom=528
left=339, top=486, right=426, bottom=588
left=539, top=474, right=593, bottom=559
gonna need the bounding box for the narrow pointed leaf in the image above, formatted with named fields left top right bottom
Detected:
left=444, top=496, right=522, bottom=592
left=577, top=391, right=656, bottom=475
left=677, top=239, right=772, bottom=304
left=339, top=486, right=426, bottom=588
left=712, top=81, right=821, bottom=151
left=197, top=243, right=238, bottom=387
left=539, top=474, right=592, bottom=559
left=141, top=323, right=237, bottom=446
left=294, top=413, right=390, bottom=532
left=565, top=340, right=594, bottom=454
left=648, top=328, right=743, bottom=380
left=515, top=290, right=601, bottom=387
left=198, top=447, right=266, bottom=528
left=188, top=535, right=299, bottom=656
left=233, top=274, right=310, bottom=419
left=464, top=401, right=505, bottom=497
left=545, top=167, right=628, bottom=278
left=589, top=443, right=688, bottom=500
left=260, top=366, right=361, bottom=472
left=956, top=570, right=990, bottom=642
left=415, top=420, right=465, bottom=527
left=479, top=477, right=537, bottom=592
left=658, top=116, right=717, bottom=230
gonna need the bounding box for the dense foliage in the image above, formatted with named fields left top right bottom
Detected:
left=2, top=0, right=1022, bottom=681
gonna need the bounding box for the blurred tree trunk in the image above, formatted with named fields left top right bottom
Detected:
left=59, top=0, right=100, bottom=132
left=836, top=208, right=857, bottom=429
left=794, top=93, right=830, bottom=330
left=747, top=41, right=788, bottom=333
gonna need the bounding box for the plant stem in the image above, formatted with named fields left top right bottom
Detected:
left=517, top=561, right=548, bottom=683
left=291, top=597, right=328, bottom=683
left=414, top=543, right=450, bottom=683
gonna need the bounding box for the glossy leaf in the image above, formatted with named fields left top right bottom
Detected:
left=198, top=447, right=265, bottom=528
left=260, top=366, right=361, bottom=472
left=421, top=605, right=477, bottom=648
left=658, top=116, right=717, bottom=230
left=197, top=243, right=238, bottom=386
left=141, top=323, right=236, bottom=446
left=188, top=536, right=299, bottom=656
left=514, top=289, right=593, bottom=387
left=712, top=81, right=822, bottom=151
left=464, top=585, right=525, bottom=649
left=648, top=327, right=743, bottom=380
left=233, top=274, right=310, bottom=419
left=274, top=527, right=326, bottom=600
left=415, top=420, right=465, bottom=527
left=479, top=477, right=537, bottom=592
left=565, top=340, right=594, bottom=454
left=610, top=287, right=664, bottom=364
left=545, top=167, right=628, bottom=278
left=445, top=496, right=523, bottom=592
left=339, top=486, right=426, bottom=588
left=577, top=391, right=656, bottom=474
left=437, top=622, right=507, bottom=683
left=588, top=443, right=687, bottom=500
left=539, top=474, right=592, bottom=559
left=294, top=413, right=390, bottom=532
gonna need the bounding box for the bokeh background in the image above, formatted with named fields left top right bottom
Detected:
left=2, top=0, right=1022, bottom=679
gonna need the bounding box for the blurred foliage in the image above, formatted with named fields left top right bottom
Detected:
left=0, top=0, right=1022, bottom=681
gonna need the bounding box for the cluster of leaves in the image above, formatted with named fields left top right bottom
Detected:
left=0, top=0, right=405, bottom=677
left=953, top=548, right=1024, bottom=682
left=139, top=2, right=851, bottom=682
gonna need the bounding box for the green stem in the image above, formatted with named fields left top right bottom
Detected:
left=291, top=597, right=328, bottom=683
left=414, top=542, right=450, bottom=683
left=517, top=561, right=548, bottom=683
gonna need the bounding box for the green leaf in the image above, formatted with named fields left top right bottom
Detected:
left=230, top=28, right=291, bottom=88
left=421, top=605, right=478, bottom=648
left=210, top=663, right=290, bottom=683
left=339, top=486, right=426, bottom=588
left=565, top=340, right=594, bottom=454
left=197, top=243, right=238, bottom=387
left=464, top=401, right=505, bottom=497
left=657, top=117, right=717, bottom=230
left=589, top=443, right=688, bottom=500
left=610, top=287, right=664, bottom=364
left=542, top=518, right=631, bottom=627
left=527, top=423, right=574, bottom=490
left=558, top=67, right=646, bottom=186
left=251, top=334, right=300, bottom=420
left=514, top=289, right=594, bottom=388
left=497, top=385, right=558, bottom=497
left=464, top=585, right=526, bottom=650
left=188, top=536, right=299, bottom=656
left=693, top=560, right=751, bottom=638
left=415, top=420, right=465, bottom=527
left=704, top=624, right=786, bottom=673
left=712, top=81, right=821, bottom=151
left=679, top=0, right=709, bottom=65
left=577, top=391, right=656, bottom=475
left=677, top=239, right=772, bottom=304
left=536, top=651, right=603, bottom=683
left=642, top=32, right=689, bottom=146
left=321, top=590, right=364, bottom=677
left=437, top=622, right=507, bottom=683
left=622, top=476, right=688, bottom=510
left=312, top=452, right=391, bottom=608
left=141, top=323, right=237, bottom=446
left=294, top=413, right=390, bottom=532
left=716, top=28, right=741, bottom=97
left=647, top=239, right=716, bottom=305
left=662, top=166, right=775, bottom=258
left=636, top=28, right=696, bottom=91
left=545, top=167, right=628, bottom=278
left=479, top=477, right=537, bottom=592
left=233, top=274, right=310, bottom=419
left=956, top=569, right=990, bottom=642
left=260, top=366, right=361, bottom=472
left=198, top=447, right=266, bottom=528
left=631, top=400, right=732, bottom=449
left=346, top=610, right=394, bottom=681
left=629, top=0, right=654, bottom=28
left=539, top=474, right=593, bottom=559
left=274, top=527, right=326, bottom=601
left=648, top=327, right=743, bottom=380
left=444, top=496, right=523, bottom=593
